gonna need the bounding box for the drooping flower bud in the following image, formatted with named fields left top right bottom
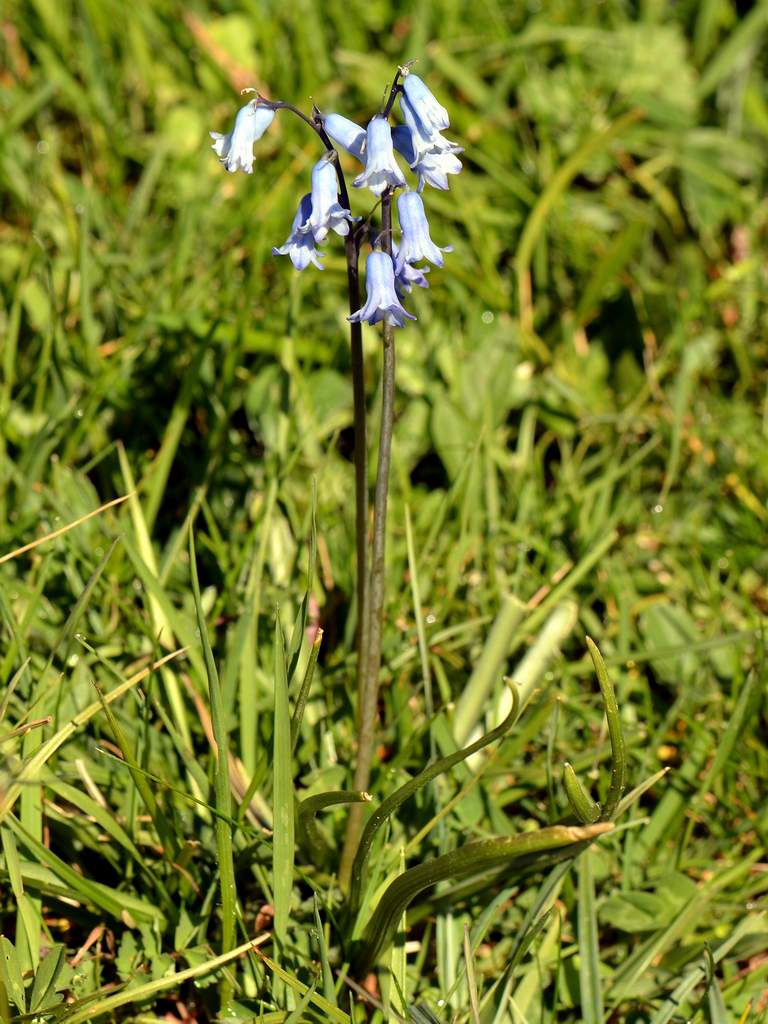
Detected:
left=402, top=73, right=450, bottom=133
left=210, top=102, right=276, bottom=174
left=302, top=153, right=353, bottom=242
left=395, top=191, right=452, bottom=272
left=321, top=112, right=366, bottom=161
left=272, top=194, right=324, bottom=271
left=353, top=116, right=407, bottom=197
left=348, top=251, right=416, bottom=328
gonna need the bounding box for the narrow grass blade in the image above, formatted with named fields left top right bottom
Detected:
left=120, top=446, right=191, bottom=747
left=649, top=913, right=765, bottom=1024
left=464, top=923, right=481, bottom=1024
left=313, top=895, right=337, bottom=1009
left=514, top=109, right=643, bottom=332
left=272, top=617, right=295, bottom=966
left=239, top=475, right=278, bottom=775
left=0, top=494, right=130, bottom=566
left=189, top=531, right=236, bottom=1008
left=290, top=628, right=323, bottom=753
left=58, top=933, right=271, bottom=1024
left=586, top=637, right=626, bottom=817
left=284, top=977, right=318, bottom=1024
left=615, top=767, right=670, bottom=819
left=255, top=948, right=350, bottom=1024
left=577, top=851, right=603, bottom=1023
left=405, top=503, right=434, bottom=722
left=388, top=848, right=408, bottom=1019
left=0, top=660, right=30, bottom=724
left=94, top=684, right=180, bottom=859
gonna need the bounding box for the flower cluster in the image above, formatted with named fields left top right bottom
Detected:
left=210, top=69, right=461, bottom=329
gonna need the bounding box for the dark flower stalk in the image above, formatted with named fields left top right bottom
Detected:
left=210, top=60, right=461, bottom=899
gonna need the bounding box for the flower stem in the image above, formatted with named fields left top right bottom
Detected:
left=346, top=236, right=370, bottom=740
left=340, top=188, right=397, bottom=888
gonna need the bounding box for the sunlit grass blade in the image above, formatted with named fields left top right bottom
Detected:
left=615, top=767, right=670, bottom=818
left=58, top=933, right=271, bottom=1024
left=120, top=445, right=191, bottom=747
left=255, top=948, right=351, bottom=1024
left=0, top=494, right=130, bottom=566
left=272, top=615, right=295, bottom=992
left=452, top=594, right=525, bottom=745
left=353, top=823, right=613, bottom=974
left=0, top=648, right=187, bottom=824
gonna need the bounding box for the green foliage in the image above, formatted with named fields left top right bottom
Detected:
left=2, top=0, right=768, bottom=1021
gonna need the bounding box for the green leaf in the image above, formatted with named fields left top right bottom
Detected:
left=272, top=617, right=295, bottom=956
left=0, top=938, right=24, bottom=1013
left=29, top=944, right=66, bottom=1012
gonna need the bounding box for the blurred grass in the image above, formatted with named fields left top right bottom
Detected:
left=2, top=0, right=768, bottom=1021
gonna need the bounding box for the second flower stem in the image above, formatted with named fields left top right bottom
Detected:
left=346, top=236, right=370, bottom=740
left=340, top=188, right=397, bottom=888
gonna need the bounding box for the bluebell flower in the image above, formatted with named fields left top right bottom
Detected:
left=302, top=153, right=353, bottom=242
left=395, top=192, right=452, bottom=272
left=272, top=194, right=324, bottom=271
left=348, top=251, right=416, bottom=328
left=321, top=112, right=366, bottom=161
left=402, top=73, right=450, bottom=133
left=210, top=101, right=276, bottom=174
left=353, top=116, right=407, bottom=197
left=400, top=95, right=462, bottom=167
left=392, top=126, right=462, bottom=191
left=392, top=242, right=430, bottom=297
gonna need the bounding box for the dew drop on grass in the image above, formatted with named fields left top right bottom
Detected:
left=651, top=503, right=663, bottom=514
left=425, top=613, right=436, bottom=624
left=481, top=310, right=494, bottom=324
left=36, top=139, right=49, bottom=154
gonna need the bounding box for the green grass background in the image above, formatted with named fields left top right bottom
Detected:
left=1, top=0, right=768, bottom=1020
